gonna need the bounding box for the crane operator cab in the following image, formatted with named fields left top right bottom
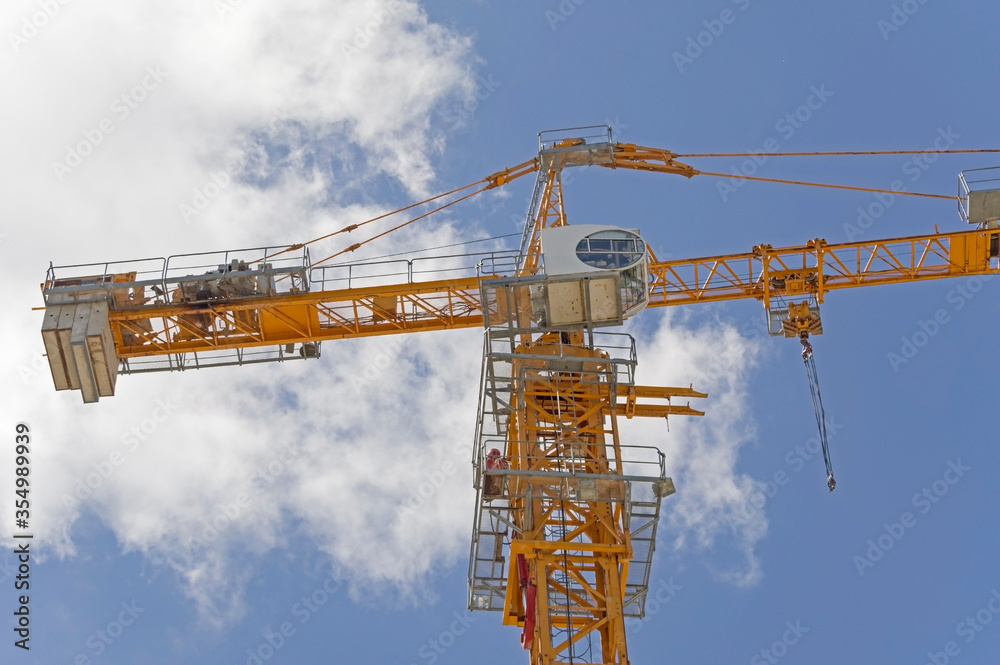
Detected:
left=531, top=224, right=650, bottom=329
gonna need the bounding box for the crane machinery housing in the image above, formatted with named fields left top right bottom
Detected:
left=37, top=126, right=1000, bottom=665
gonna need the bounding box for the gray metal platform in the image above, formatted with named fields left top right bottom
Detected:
left=466, top=315, right=671, bottom=618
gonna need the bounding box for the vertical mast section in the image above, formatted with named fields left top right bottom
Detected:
left=470, top=125, right=706, bottom=663
left=468, top=279, right=705, bottom=664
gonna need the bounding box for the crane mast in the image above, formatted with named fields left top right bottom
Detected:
left=468, top=321, right=698, bottom=664
left=468, top=130, right=707, bottom=662
left=37, top=128, right=1000, bottom=665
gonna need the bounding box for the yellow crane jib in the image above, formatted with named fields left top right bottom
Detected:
left=38, top=227, right=1000, bottom=404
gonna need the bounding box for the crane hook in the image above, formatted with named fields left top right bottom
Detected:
left=800, top=332, right=813, bottom=360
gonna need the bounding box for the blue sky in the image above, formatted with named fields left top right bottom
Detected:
left=3, top=1, right=1000, bottom=664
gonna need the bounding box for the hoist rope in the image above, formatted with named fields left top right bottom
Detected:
left=559, top=494, right=575, bottom=665
left=801, top=337, right=836, bottom=492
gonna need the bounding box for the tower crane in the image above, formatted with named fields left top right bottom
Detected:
left=37, top=126, right=1000, bottom=665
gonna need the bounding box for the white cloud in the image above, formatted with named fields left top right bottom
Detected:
left=0, top=0, right=770, bottom=626
left=623, top=309, right=767, bottom=587
left=0, top=0, right=485, bottom=623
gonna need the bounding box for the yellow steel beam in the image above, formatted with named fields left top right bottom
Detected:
left=510, top=540, right=631, bottom=555
left=606, top=143, right=698, bottom=178
left=648, top=228, right=999, bottom=308
left=98, top=227, right=998, bottom=359
left=613, top=404, right=705, bottom=419
left=108, top=277, right=485, bottom=358
left=499, top=342, right=633, bottom=664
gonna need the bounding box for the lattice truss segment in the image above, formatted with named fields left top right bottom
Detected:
left=647, top=229, right=1000, bottom=307
left=41, top=246, right=520, bottom=376
left=468, top=278, right=705, bottom=665
left=41, top=230, right=1000, bottom=365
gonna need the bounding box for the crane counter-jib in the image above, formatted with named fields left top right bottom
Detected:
left=38, top=245, right=517, bottom=399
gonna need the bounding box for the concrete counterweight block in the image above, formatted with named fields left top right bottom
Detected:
left=41, top=301, right=117, bottom=403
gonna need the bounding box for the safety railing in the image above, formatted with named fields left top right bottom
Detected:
left=310, top=250, right=519, bottom=292
left=475, top=443, right=665, bottom=494
left=42, top=244, right=312, bottom=308
left=538, top=124, right=613, bottom=152
left=119, top=342, right=319, bottom=375
left=958, top=166, right=1000, bottom=226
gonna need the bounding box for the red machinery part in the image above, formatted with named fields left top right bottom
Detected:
left=517, top=553, right=528, bottom=586
left=516, top=553, right=535, bottom=649
left=521, top=584, right=536, bottom=649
